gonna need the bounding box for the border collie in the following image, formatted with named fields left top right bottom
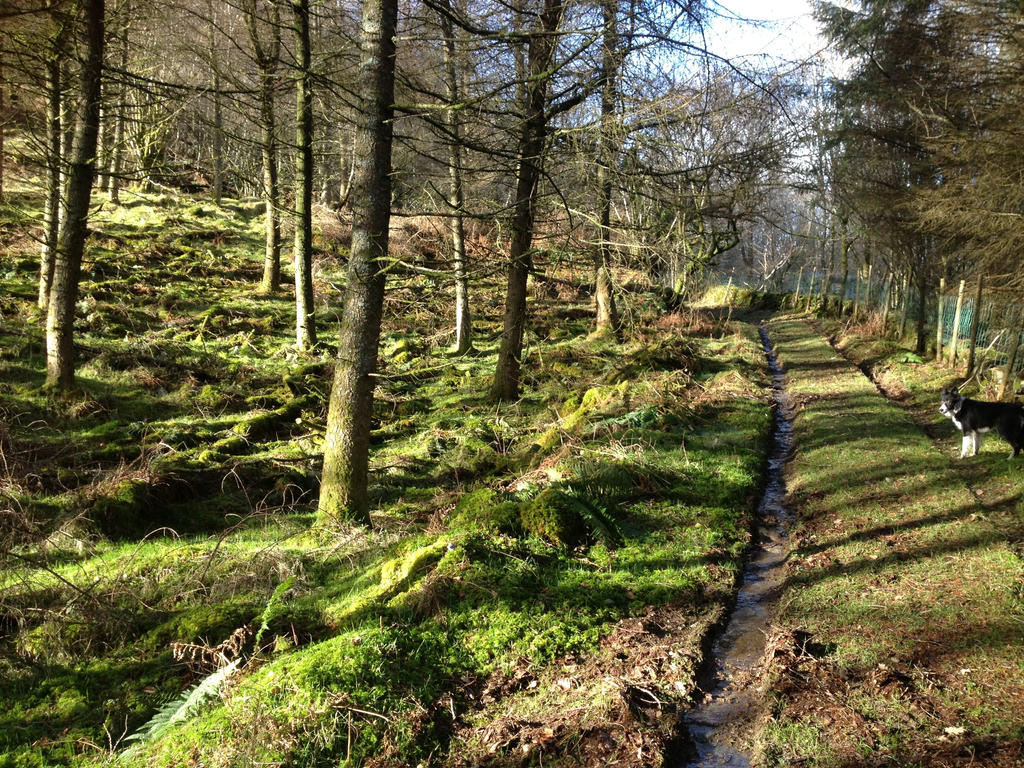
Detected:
left=939, top=386, right=1024, bottom=460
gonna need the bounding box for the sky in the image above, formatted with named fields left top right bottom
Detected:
left=703, top=0, right=828, bottom=66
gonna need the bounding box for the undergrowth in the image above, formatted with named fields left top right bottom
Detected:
left=0, top=168, right=774, bottom=767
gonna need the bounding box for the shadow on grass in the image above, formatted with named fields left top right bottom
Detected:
left=784, top=515, right=1009, bottom=595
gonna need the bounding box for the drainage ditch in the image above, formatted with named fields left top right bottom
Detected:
left=677, top=323, right=796, bottom=767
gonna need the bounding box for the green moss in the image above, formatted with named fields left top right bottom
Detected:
left=323, top=539, right=449, bottom=626
left=131, top=623, right=474, bottom=767
left=533, top=383, right=628, bottom=456
left=91, top=477, right=150, bottom=537
left=17, top=618, right=92, bottom=664
left=449, top=488, right=522, bottom=535
left=519, top=488, right=586, bottom=547
left=230, top=394, right=314, bottom=440
left=209, top=434, right=248, bottom=455
left=444, top=434, right=503, bottom=476
left=196, top=384, right=227, bottom=409
left=143, top=600, right=258, bottom=650
left=386, top=336, right=423, bottom=365
left=282, top=362, right=330, bottom=398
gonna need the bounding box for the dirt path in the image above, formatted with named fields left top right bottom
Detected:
left=751, top=316, right=1024, bottom=767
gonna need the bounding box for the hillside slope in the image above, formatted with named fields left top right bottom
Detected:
left=1, top=172, right=776, bottom=767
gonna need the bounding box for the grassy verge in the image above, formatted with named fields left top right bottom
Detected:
left=760, top=315, right=1024, bottom=767
left=1, top=163, right=776, bottom=767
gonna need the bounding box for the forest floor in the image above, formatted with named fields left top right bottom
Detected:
left=2, top=154, right=779, bottom=768
left=753, top=314, right=1024, bottom=767
left=2, top=149, right=1022, bottom=767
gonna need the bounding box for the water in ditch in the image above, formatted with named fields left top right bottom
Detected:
left=679, top=323, right=796, bottom=768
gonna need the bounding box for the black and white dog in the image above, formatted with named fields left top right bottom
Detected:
left=939, top=386, right=1024, bottom=459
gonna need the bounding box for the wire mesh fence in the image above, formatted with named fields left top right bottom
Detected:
left=702, top=269, right=1024, bottom=393
left=936, top=282, right=1023, bottom=377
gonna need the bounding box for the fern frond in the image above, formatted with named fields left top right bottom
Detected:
left=574, top=497, right=624, bottom=547
left=122, top=659, right=240, bottom=752
left=255, top=577, right=295, bottom=651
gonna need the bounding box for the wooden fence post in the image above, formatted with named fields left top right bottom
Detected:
left=998, top=308, right=1022, bottom=401
left=965, top=275, right=984, bottom=376
left=935, top=276, right=946, bottom=361
left=949, top=279, right=966, bottom=367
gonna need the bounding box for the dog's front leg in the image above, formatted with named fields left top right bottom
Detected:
left=960, top=433, right=972, bottom=459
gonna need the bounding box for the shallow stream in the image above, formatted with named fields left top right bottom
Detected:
left=678, top=323, right=795, bottom=767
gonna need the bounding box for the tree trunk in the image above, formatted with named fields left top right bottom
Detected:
left=257, top=80, right=281, bottom=292
left=965, top=275, right=983, bottom=376
left=211, top=71, right=223, bottom=204
left=593, top=0, right=618, bottom=336
left=0, top=51, right=5, bottom=201
left=245, top=0, right=282, bottom=294
left=490, top=157, right=537, bottom=401
left=879, top=269, right=892, bottom=330
left=337, top=125, right=355, bottom=205
left=59, top=58, right=74, bottom=198
left=490, top=0, right=563, bottom=401
left=852, top=264, right=861, bottom=322
left=208, top=0, right=223, bottom=205
left=898, top=271, right=909, bottom=338
left=838, top=219, right=850, bottom=314
left=97, top=105, right=109, bottom=193
left=949, top=278, right=966, bottom=368
left=39, top=25, right=63, bottom=309
left=106, top=0, right=129, bottom=204
left=436, top=0, right=472, bottom=353
left=293, top=0, right=316, bottom=350
left=819, top=228, right=834, bottom=311
left=914, top=258, right=928, bottom=354
left=318, top=0, right=397, bottom=526
left=46, top=0, right=104, bottom=391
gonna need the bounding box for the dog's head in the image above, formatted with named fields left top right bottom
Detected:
left=939, top=386, right=962, bottom=417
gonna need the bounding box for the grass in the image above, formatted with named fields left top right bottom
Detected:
left=0, top=156, right=776, bottom=767
left=759, top=314, right=1024, bottom=767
